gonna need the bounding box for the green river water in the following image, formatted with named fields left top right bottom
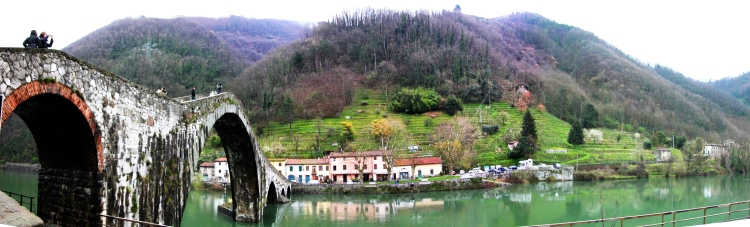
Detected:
left=3, top=170, right=750, bottom=227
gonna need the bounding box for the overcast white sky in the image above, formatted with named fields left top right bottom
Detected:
left=2, top=0, right=748, bottom=81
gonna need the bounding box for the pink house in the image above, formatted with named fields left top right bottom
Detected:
left=329, top=150, right=391, bottom=183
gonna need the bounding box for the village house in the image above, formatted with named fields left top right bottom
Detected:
left=392, top=157, right=443, bottom=180
left=286, top=158, right=330, bottom=183
left=199, top=162, right=215, bottom=182
left=329, top=151, right=390, bottom=183
left=653, top=148, right=672, bottom=162
left=703, top=144, right=729, bottom=160
left=214, top=157, right=230, bottom=183
left=268, top=158, right=287, bottom=177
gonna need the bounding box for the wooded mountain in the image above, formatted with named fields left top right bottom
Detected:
left=230, top=9, right=750, bottom=143
left=62, top=15, right=303, bottom=96
left=710, top=72, right=750, bottom=105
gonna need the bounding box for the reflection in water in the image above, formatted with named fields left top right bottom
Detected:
left=3, top=170, right=749, bottom=227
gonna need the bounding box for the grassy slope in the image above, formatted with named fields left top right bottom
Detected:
left=258, top=89, right=650, bottom=168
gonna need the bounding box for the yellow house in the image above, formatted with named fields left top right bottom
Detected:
left=268, top=158, right=287, bottom=177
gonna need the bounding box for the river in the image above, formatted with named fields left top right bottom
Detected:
left=3, top=170, right=750, bottom=226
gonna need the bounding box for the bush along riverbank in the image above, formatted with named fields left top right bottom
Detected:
left=292, top=178, right=508, bottom=194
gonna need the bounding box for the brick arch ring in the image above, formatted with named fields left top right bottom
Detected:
left=1, top=81, right=104, bottom=172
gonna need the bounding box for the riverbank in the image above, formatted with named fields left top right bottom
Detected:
left=292, top=178, right=509, bottom=194
left=1, top=162, right=40, bottom=172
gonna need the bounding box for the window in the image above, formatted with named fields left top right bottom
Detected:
left=278, top=163, right=281, bottom=167
left=383, top=164, right=386, bottom=169
left=305, top=166, right=309, bottom=171
left=333, top=166, right=337, bottom=171
left=319, top=165, right=322, bottom=170
left=364, top=165, right=367, bottom=169
left=354, top=164, right=359, bottom=170
left=430, top=169, right=434, bottom=175
left=343, top=157, right=346, bottom=161
left=374, top=164, right=378, bottom=169
left=218, top=170, right=221, bottom=173
left=343, top=165, right=347, bottom=170
left=289, top=166, right=293, bottom=172
left=326, top=166, right=329, bottom=171
left=333, top=158, right=336, bottom=161
left=298, top=166, right=302, bottom=171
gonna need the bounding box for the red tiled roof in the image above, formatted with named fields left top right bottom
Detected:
left=200, top=162, right=214, bottom=167
left=215, top=157, right=227, bottom=162
left=394, top=157, right=442, bottom=166
left=329, top=150, right=391, bottom=157
left=286, top=158, right=330, bottom=165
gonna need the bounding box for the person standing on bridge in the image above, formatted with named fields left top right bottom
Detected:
left=22, top=30, right=42, bottom=48
left=217, top=83, right=223, bottom=94
left=191, top=87, right=196, bottom=100
left=39, top=32, right=53, bottom=49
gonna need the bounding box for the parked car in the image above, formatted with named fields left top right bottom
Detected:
left=488, top=168, right=500, bottom=174
left=499, top=167, right=508, bottom=172
left=459, top=170, right=466, bottom=174
left=553, top=163, right=562, bottom=169
left=509, top=166, right=518, bottom=171
left=308, top=180, right=320, bottom=185
left=469, top=167, right=484, bottom=175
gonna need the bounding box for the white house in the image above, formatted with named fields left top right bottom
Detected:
left=199, top=162, right=214, bottom=181
left=286, top=158, right=330, bottom=183
left=391, top=157, right=443, bottom=180
left=703, top=144, right=729, bottom=159
left=653, top=148, right=672, bottom=162
left=214, top=157, right=230, bottom=183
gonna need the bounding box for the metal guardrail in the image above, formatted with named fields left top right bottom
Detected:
left=101, top=214, right=171, bottom=227
left=528, top=200, right=750, bottom=227
left=1, top=190, right=35, bottom=213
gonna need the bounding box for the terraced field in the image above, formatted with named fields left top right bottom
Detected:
left=256, top=89, right=653, bottom=167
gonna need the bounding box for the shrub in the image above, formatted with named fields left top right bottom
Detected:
left=507, top=170, right=538, bottom=183
left=547, top=175, right=557, bottom=182
left=360, top=101, right=369, bottom=106
left=481, top=125, right=499, bottom=135
left=424, top=118, right=434, bottom=127
left=390, top=87, right=443, bottom=114
left=444, top=95, right=464, bottom=116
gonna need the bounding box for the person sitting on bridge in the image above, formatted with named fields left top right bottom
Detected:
left=39, top=31, right=53, bottom=49
left=22, top=30, right=42, bottom=48
left=157, top=86, right=167, bottom=96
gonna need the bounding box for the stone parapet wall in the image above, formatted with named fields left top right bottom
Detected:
left=37, top=168, right=105, bottom=227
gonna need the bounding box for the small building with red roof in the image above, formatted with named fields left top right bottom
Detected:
left=199, top=162, right=215, bottom=181
left=392, top=156, right=443, bottom=180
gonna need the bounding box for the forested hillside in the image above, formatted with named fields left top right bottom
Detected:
left=63, top=16, right=303, bottom=97
left=231, top=9, right=750, bottom=143
left=710, top=71, right=750, bottom=105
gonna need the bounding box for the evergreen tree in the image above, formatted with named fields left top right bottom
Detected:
left=278, top=96, right=297, bottom=137
left=521, top=110, right=537, bottom=142
left=582, top=103, right=599, bottom=128
left=567, top=121, right=584, bottom=148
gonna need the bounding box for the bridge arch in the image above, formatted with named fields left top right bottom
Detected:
left=0, top=81, right=103, bottom=226
left=200, top=103, right=263, bottom=222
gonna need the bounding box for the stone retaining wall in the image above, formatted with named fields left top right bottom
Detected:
left=292, top=179, right=507, bottom=194
left=3, top=162, right=41, bottom=171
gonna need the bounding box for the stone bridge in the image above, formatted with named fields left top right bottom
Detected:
left=0, top=48, right=292, bottom=226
